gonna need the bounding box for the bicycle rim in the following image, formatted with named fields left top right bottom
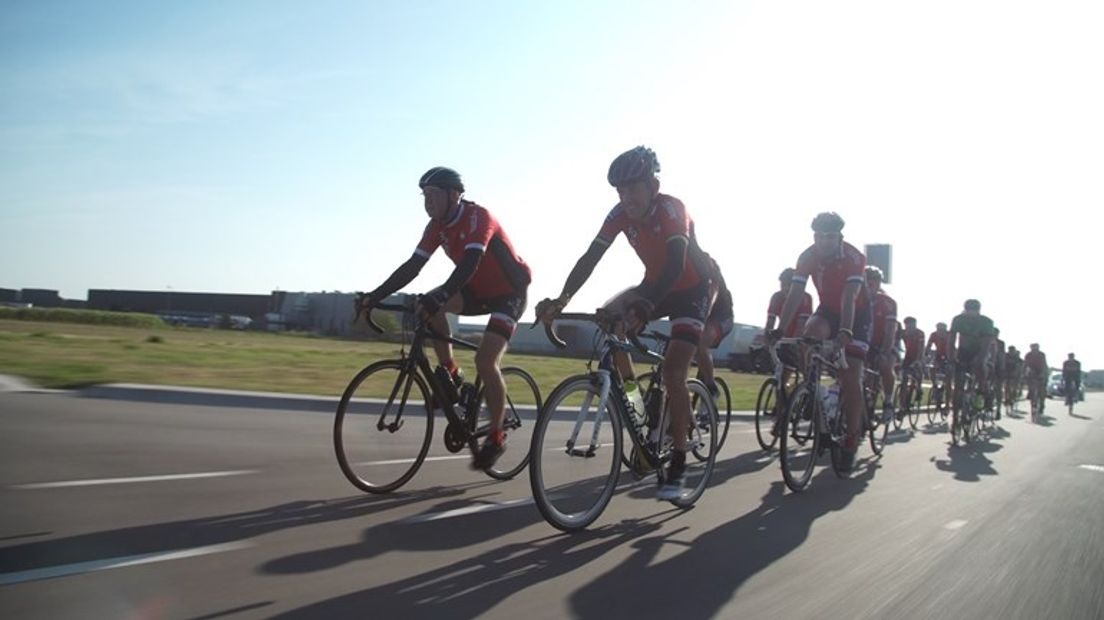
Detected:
left=755, top=378, right=779, bottom=452
left=677, top=380, right=719, bottom=507
left=469, top=367, right=542, bottom=480
left=780, top=384, right=819, bottom=492
left=334, top=360, right=434, bottom=493
left=529, top=374, right=623, bottom=532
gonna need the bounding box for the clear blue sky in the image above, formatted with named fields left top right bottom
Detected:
left=2, top=1, right=1102, bottom=367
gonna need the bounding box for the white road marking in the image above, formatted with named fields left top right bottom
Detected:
left=1078, top=464, right=1104, bottom=473
left=0, top=542, right=252, bottom=585
left=400, top=497, right=540, bottom=523
left=944, top=519, right=968, bottom=530
left=13, top=470, right=259, bottom=490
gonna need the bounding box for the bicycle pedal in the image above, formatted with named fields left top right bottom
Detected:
left=568, top=447, right=596, bottom=458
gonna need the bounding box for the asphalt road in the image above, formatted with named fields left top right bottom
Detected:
left=1, top=390, right=1102, bottom=619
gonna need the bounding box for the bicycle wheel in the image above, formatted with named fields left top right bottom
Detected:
left=754, top=377, right=780, bottom=452
left=891, top=384, right=904, bottom=431
left=780, top=384, right=819, bottom=493
left=679, top=379, right=719, bottom=507
left=468, top=366, right=542, bottom=480
left=529, top=374, right=623, bottom=532
left=907, top=381, right=922, bottom=430
left=712, top=376, right=733, bottom=453
left=926, top=385, right=939, bottom=425
left=334, top=360, right=434, bottom=494
left=868, top=388, right=888, bottom=456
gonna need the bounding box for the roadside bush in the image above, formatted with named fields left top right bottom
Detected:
left=0, top=307, right=167, bottom=329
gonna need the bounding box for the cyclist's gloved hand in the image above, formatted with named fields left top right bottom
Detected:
left=417, top=288, right=451, bottom=318
left=354, top=292, right=379, bottom=321
left=765, top=328, right=784, bottom=344
left=535, top=297, right=567, bottom=326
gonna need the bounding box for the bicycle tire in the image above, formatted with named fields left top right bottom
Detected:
left=678, top=379, right=719, bottom=508
left=529, top=374, right=623, bottom=532
left=468, top=366, right=542, bottom=480
left=780, top=384, right=819, bottom=493
left=891, top=384, right=904, bottom=431
left=754, top=377, right=780, bottom=452
left=712, top=376, right=733, bottom=453
left=926, top=385, right=938, bottom=425
left=907, top=382, right=921, bottom=430
left=868, top=388, right=888, bottom=456
left=334, top=360, right=434, bottom=494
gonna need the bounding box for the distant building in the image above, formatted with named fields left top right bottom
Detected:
left=20, top=288, right=62, bottom=308
left=87, top=289, right=270, bottom=319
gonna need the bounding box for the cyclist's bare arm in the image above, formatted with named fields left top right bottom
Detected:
left=553, top=239, right=609, bottom=307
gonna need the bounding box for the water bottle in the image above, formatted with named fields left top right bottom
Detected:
left=824, top=383, right=841, bottom=420
left=624, top=380, right=645, bottom=423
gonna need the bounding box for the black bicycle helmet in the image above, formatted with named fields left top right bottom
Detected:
left=811, top=211, right=845, bottom=233
left=964, top=299, right=981, bottom=311
left=419, top=166, right=464, bottom=193
left=778, top=267, right=795, bottom=282
left=865, top=266, right=884, bottom=282
left=607, top=146, right=660, bottom=187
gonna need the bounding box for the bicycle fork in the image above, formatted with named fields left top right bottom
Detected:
left=565, top=370, right=612, bottom=458
left=377, top=368, right=415, bottom=433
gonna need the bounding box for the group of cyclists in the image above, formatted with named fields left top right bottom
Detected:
left=357, top=145, right=1086, bottom=501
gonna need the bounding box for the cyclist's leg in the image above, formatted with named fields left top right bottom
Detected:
left=427, top=293, right=466, bottom=369
left=664, top=338, right=697, bottom=453
left=695, top=322, right=720, bottom=391
left=475, top=330, right=509, bottom=434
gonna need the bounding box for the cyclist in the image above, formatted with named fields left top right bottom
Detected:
left=990, top=328, right=1006, bottom=418
left=1004, top=345, right=1023, bottom=406
left=1062, top=353, right=1083, bottom=407
left=949, top=299, right=996, bottom=421
left=865, top=266, right=898, bottom=421
left=1023, top=343, right=1048, bottom=414
left=697, top=255, right=734, bottom=403
left=770, top=212, right=871, bottom=473
left=359, top=166, right=531, bottom=470
left=766, top=267, right=813, bottom=338
left=537, top=146, right=714, bottom=500
left=926, top=322, right=952, bottom=371
left=899, top=316, right=925, bottom=410
left=763, top=267, right=813, bottom=376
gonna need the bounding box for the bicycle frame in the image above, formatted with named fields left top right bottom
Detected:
left=543, top=312, right=670, bottom=472
left=364, top=300, right=488, bottom=443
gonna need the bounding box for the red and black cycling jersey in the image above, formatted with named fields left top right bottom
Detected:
left=414, top=201, right=531, bottom=299
left=870, top=291, right=898, bottom=348
left=767, top=290, right=813, bottom=337
left=793, top=241, right=869, bottom=316
left=902, top=327, right=925, bottom=363
left=928, top=331, right=951, bottom=358
left=595, top=194, right=710, bottom=294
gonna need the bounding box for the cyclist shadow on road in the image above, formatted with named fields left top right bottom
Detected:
left=0, top=484, right=481, bottom=576
left=268, top=516, right=672, bottom=619
left=260, top=450, right=776, bottom=577
left=261, top=487, right=557, bottom=575
left=268, top=460, right=877, bottom=620
left=570, top=462, right=879, bottom=619
left=931, top=428, right=1008, bottom=482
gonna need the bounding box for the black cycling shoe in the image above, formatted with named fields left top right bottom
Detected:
left=471, top=438, right=505, bottom=471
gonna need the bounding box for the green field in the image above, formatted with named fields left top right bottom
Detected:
left=0, top=319, right=767, bottom=409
